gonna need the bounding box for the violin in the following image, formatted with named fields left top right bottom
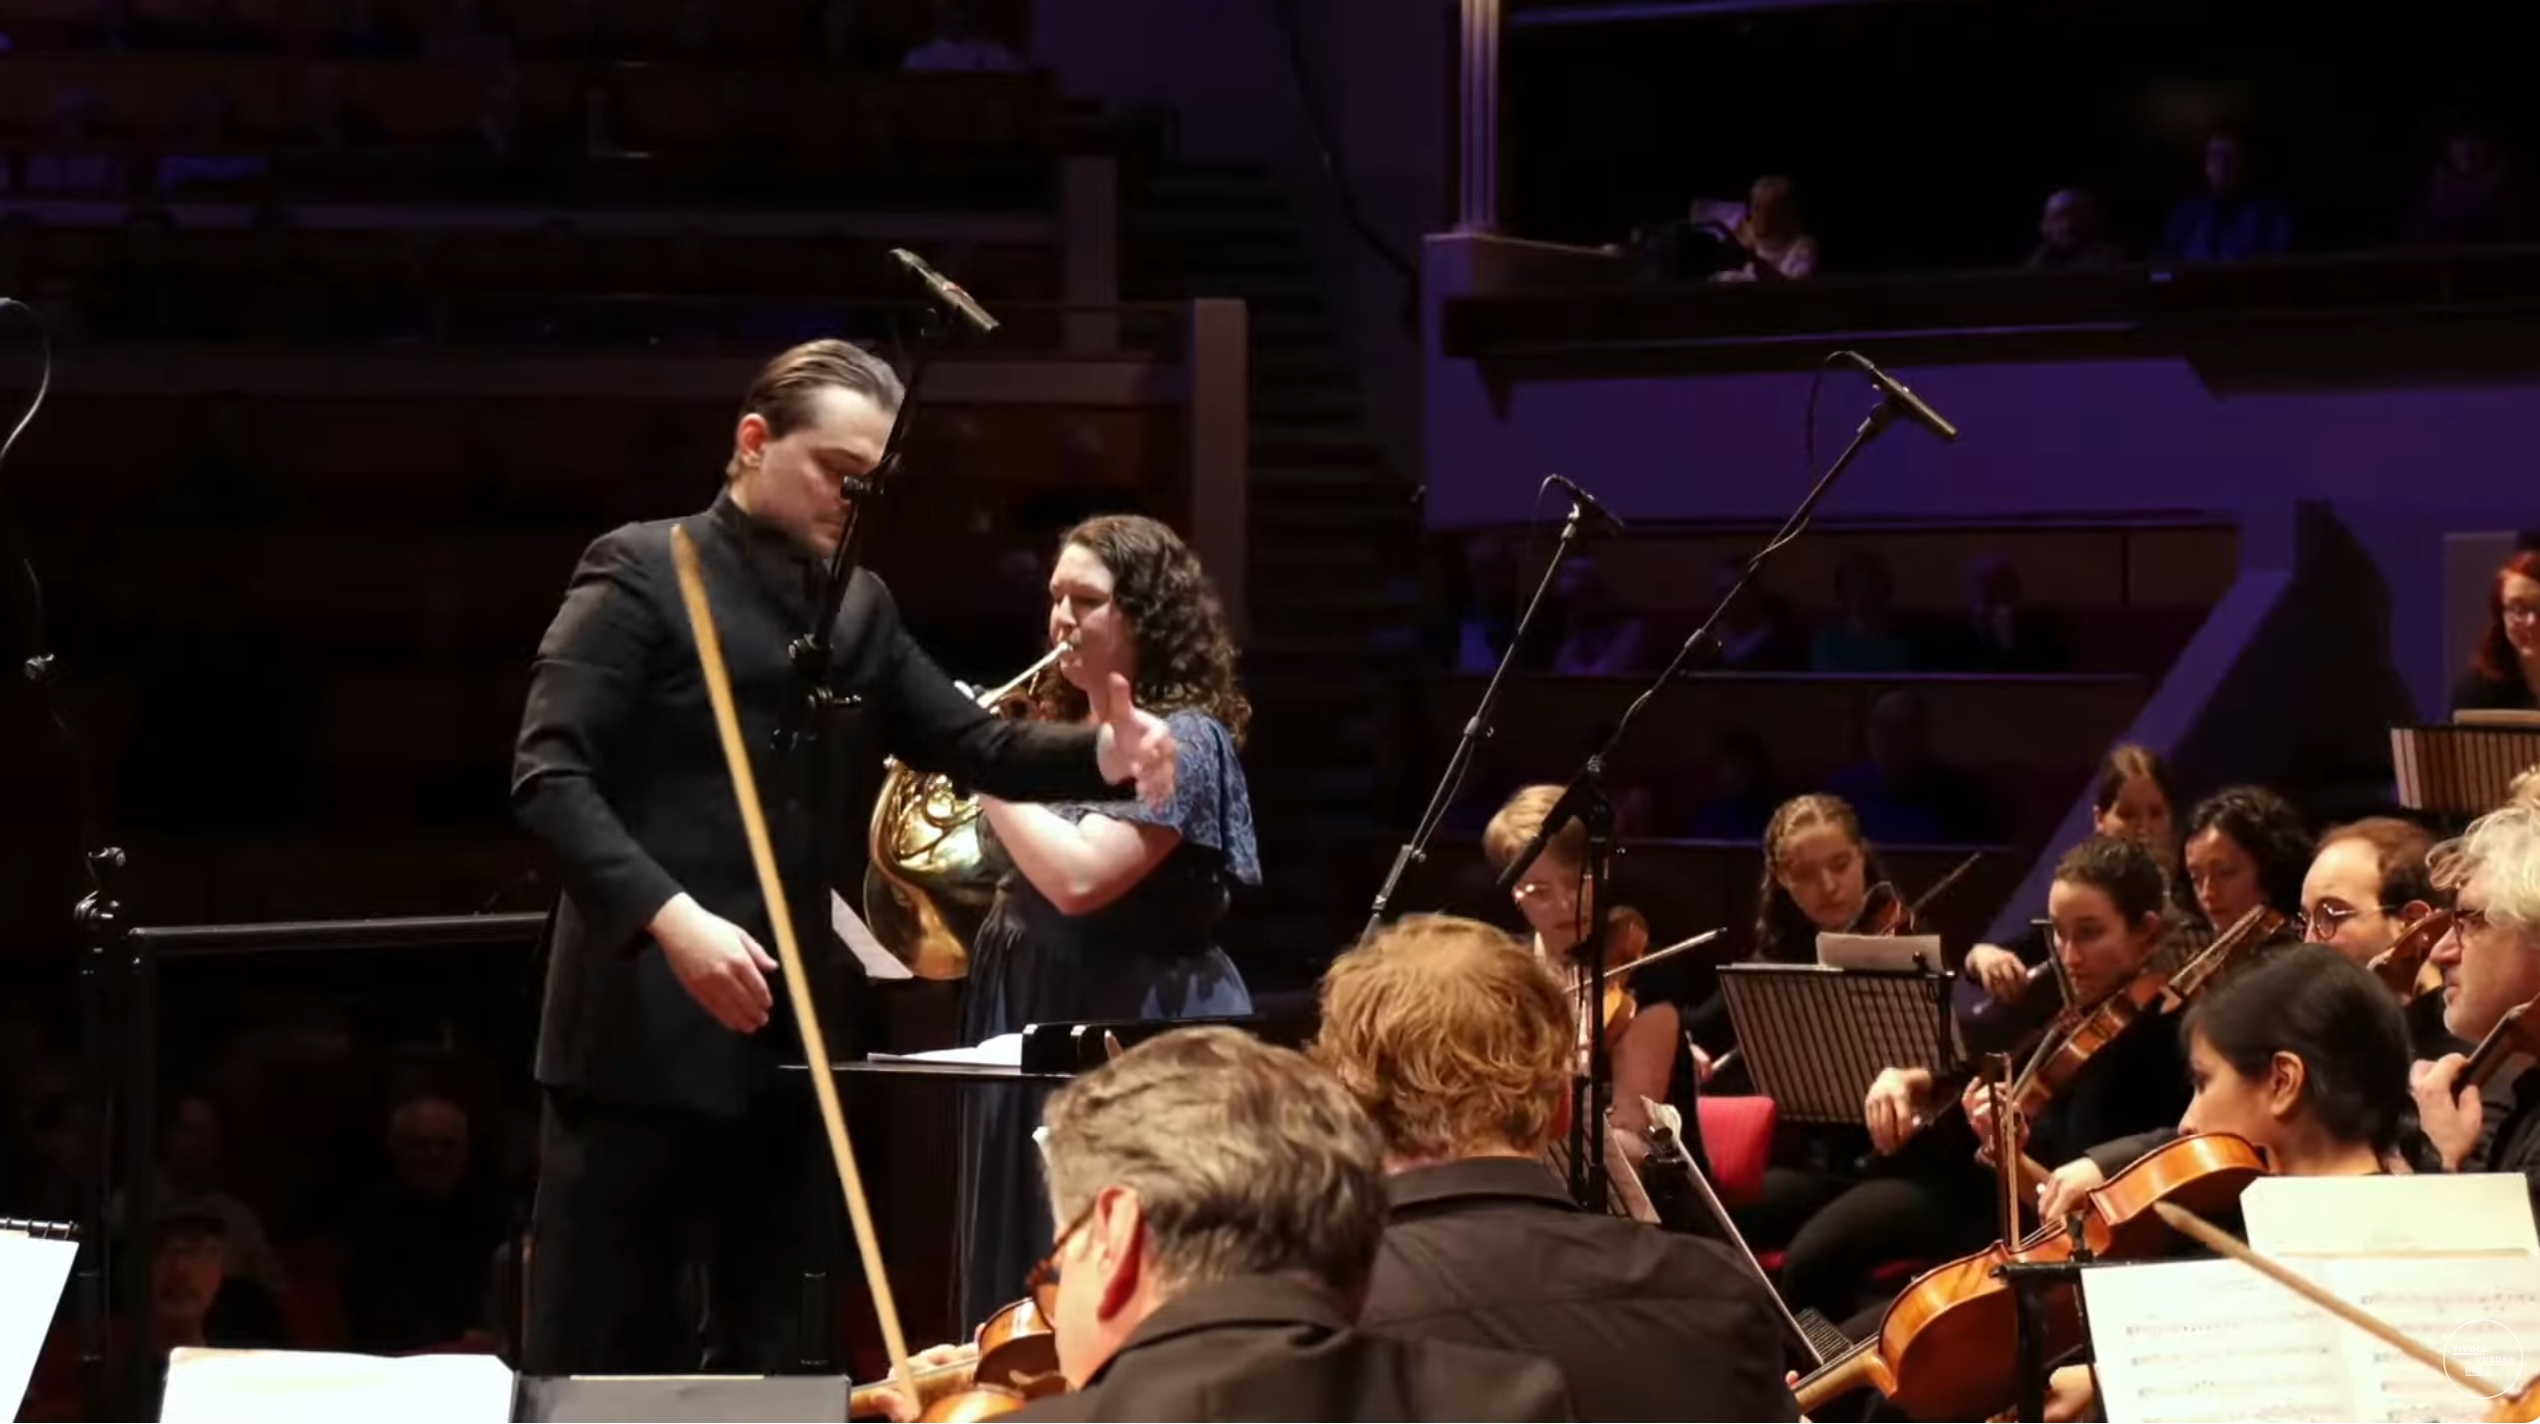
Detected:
left=2487, top=1373, right=2540, bottom=1422
left=844, top=1297, right=1066, bottom=1422
left=1848, top=852, right=1986, bottom=938
left=1793, top=1132, right=2268, bottom=1421
left=1592, top=909, right=1652, bottom=1043
left=2367, top=908, right=2452, bottom=1002
left=2005, top=904, right=2285, bottom=1123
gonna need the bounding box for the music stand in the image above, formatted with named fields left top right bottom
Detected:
left=2391, top=722, right=2540, bottom=817
left=1717, top=964, right=1954, bottom=1124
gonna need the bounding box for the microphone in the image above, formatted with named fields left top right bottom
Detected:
left=1839, top=352, right=1960, bottom=444
left=888, top=248, right=1000, bottom=336
left=1545, top=473, right=1626, bottom=531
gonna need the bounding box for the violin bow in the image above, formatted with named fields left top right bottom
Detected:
left=670, top=526, right=919, bottom=1404
left=1906, top=850, right=1986, bottom=923
left=2154, top=1202, right=2508, bottom=1401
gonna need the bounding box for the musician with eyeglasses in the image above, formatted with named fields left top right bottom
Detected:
left=2411, top=806, right=2540, bottom=1210
left=993, top=1027, right=1572, bottom=1421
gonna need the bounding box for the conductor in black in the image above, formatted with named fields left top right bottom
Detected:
left=512, top=339, right=1181, bottom=1374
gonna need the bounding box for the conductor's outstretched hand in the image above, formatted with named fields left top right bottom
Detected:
left=1092, top=671, right=1178, bottom=810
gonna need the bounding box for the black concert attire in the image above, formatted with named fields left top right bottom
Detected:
left=2403, top=1065, right=2540, bottom=1220
left=953, top=709, right=1259, bottom=1328
left=1782, top=1008, right=2189, bottom=1325
left=513, top=492, right=1114, bottom=1374
left=1007, top=1275, right=1576, bottom=1422
left=2452, top=667, right=2540, bottom=714
left=1361, top=1158, right=1803, bottom=1422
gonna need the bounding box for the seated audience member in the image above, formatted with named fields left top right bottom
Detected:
left=1004, top=1026, right=1572, bottom=1421
left=1321, top=914, right=1803, bottom=1422
left=1452, top=533, right=1551, bottom=675
left=2411, top=806, right=2540, bottom=1209
left=1926, top=555, right=2067, bottom=672
left=114, top=1092, right=290, bottom=1297
left=1706, top=559, right=1807, bottom=671
left=340, top=1090, right=506, bottom=1353
left=2454, top=551, right=2540, bottom=713
left=2156, top=127, right=2293, bottom=262
left=1690, top=175, right=1819, bottom=282
left=903, top=0, right=1027, bottom=72
left=2405, top=121, right=2539, bottom=248
left=23, top=1209, right=288, bottom=1421
left=1688, top=727, right=1781, bottom=841
left=2179, top=785, right=2313, bottom=931
left=2025, top=188, right=2124, bottom=270
left=1548, top=554, right=1649, bottom=676
left=1810, top=551, right=1912, bottom=673
left=1825, top=690, right=1994, bottom=844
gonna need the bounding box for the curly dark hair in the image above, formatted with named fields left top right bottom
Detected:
left=2053, top=834, right=2171, bottom=927
left=1028, top=514, right=1250, bottom=744
left=2184, top=785, right=2314, bottom=923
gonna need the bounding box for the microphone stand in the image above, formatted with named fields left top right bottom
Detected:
left=779, top=303, right=951, bottom=754
left=1492, top=378, right=1911, bottom=1212
left=1362, top=497, right=1590, bottom=938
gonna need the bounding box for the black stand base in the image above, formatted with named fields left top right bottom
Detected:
left=1992, top=1212, right=2098, bottom=1423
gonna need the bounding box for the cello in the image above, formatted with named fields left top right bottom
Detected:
left=1792, top=1132, right=2268, bottom=1421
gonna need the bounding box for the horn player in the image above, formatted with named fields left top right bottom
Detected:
left=509, top=339, right=1180, bottom=1376
left=953, top=513, right=1261, bottom=1333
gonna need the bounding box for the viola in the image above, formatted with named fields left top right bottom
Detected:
left=844, top=1297, right=1067, bottom=1422
left=2367, top=908, right=2453, bottom=1003
left=2461, top=989, right=2540, bottom=1095
left=2486, top=1373, right=2540, bottom=1422
left=1793, top=1132, right=2268, bottom=1422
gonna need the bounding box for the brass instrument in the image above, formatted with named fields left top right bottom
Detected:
left=863, top=639, right=1071, bottom=979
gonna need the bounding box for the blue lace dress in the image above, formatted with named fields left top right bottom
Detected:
left=951, top=709, right=1259, bottom=1325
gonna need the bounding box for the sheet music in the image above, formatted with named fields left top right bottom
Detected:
left=2087, top=1260, right=2363, bottom=1422
left=869, top=1032, right=1023, bottom=1067
left=2244, top=1174, right=2540, bottom=1255
left=1, top=1233, right=77, bottom=1418
left=159, top=1348, right=514, bottom=1423
left=1815, top=932, right=1942, bottom=971
left=831, top=890, right=913, bottom=981
left=2091, top=1177, right=2540, bottom=1423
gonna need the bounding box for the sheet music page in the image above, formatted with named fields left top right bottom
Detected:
left=1815, top=932, right=1942, bottom=971
left=831, top=890, right=914, bottom=981
left=159, top=1348, right=514, bottom=1423
left=870, top=1032, right=1023, bottom=1067
left=2242, top=1175, right=2540, bottom=1421
left=2085, top=1259, right=2357, bottom=1422
left=2244, top=1174, right=2540, bottom=1255
left=2324, top=1255, right=2540, bottom=1421
left=1, top=1234, right=77, bottom=1418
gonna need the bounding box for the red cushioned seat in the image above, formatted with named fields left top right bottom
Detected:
left=1695, top=1095, right=1778, bottom=1207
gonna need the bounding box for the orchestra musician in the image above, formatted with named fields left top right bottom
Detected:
left=1960, top=744, right=2181, bottom=1013
left=1482, top=784, right=1688, bottom=1153
left=510, top=339, right=1177, bottom=1374
left=2410, top=805, right=2540, bottom=1210
left=2036, top=813, right=2454, bottom=1218
left=2179, top=785, right=2313, bottom=931
left=954, top=513, right=1261, bottom=1329
left=1320, top=914, right=1804, bottom=1422
left=1687, top=793, right=1885, bottom=1070
left=1792, top=836, right=2190, bottom=1324
left=2513, top=763, right=2540, bottom=810
left=998, top=1026, right=1573, bottom=1421
left=2037, top=941, right=2414, bottom=1421
left=2451, top=549, right=2540, bottom=714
